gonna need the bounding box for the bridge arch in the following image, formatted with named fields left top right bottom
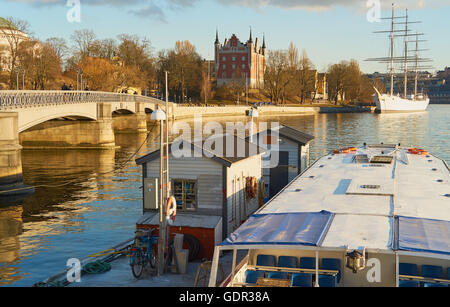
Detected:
left=18, top=111, right=98, bottom=133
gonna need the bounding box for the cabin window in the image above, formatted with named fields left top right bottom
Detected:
left=173, top=179, right=197, bottom=211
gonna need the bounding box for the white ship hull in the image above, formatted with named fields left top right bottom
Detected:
left=375, top=94, right=429, bottom=112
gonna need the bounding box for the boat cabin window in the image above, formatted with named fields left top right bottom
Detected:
left=173, top=179, right=197, bottom=211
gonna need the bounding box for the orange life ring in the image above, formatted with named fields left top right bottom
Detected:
left=165, top=196, right=177, bottom=225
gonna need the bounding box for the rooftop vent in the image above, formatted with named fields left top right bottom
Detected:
left=360, top=185, right=381, bottom=189
left=370, top=155, right=393, bottom=164
left=355, top=154, right=369, bottom=163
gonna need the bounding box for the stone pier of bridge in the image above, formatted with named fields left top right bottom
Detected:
left=0, top=112, right=33, bottom=196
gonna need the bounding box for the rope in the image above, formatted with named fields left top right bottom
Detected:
left=88, top=248, right=128, bottom=258
left=82, top=260, right=111, bottom=274
left=32, top=281, right=65, bottom=287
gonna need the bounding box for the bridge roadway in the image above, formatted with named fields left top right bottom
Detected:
left=0, top=90, right=171, bottom=196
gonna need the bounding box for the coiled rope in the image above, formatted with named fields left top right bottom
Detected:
left=82, top=260, right=111, bottom=274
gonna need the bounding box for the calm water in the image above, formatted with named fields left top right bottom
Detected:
left=0, top=105, right=448, bottom=286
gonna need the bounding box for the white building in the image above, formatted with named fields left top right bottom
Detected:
left=0, top=17, right=29, bottom=72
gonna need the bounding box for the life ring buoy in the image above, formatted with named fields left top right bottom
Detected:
left=245, top=176, right=258, bottom=199
left=165, top=196, right=177, bottom=225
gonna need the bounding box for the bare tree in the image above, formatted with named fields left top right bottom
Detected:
left=0, top=17, right=31, bottom=88
left=297, top=49, right=315, bottom=104
left=70, top=29, right=96, bottom=58
left=264, top=50, right=290, bottom=104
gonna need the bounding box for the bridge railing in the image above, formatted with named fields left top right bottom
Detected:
left=0, top=90, right=165, bottom=110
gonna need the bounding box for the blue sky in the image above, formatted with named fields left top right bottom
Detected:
left=1, top=0, right=448, bottom=73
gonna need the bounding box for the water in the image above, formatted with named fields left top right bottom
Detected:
left=0, top=105, right=448, bottom=286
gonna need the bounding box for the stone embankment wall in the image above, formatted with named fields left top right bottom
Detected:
left=171, top=105, right=319, bottom=120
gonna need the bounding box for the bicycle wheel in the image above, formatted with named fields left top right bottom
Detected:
left=131, top=249, right=145, bottom=279
left=149, top=244, right=157, bottom=269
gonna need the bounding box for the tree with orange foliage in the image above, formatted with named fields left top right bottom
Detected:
left=78, top=56, right=117, bottom=91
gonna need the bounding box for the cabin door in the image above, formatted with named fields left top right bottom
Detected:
left=269, top=151, right=289, bottom=198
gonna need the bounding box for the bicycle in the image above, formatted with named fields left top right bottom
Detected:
left=129, top=229, right=159, bottom=278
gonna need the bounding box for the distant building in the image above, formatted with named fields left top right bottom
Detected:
left=214, top=29, right=266, bottom=89
left=313, top=72, right=328, bottom=100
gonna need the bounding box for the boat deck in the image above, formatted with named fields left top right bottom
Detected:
left=256, top=145, right=449, bottom=252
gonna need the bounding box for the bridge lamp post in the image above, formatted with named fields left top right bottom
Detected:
left=21, top=69, right=25, bottom=90
left=77, top=69, right=83, bottom=90
left=15, top=68, right=19, bottom=90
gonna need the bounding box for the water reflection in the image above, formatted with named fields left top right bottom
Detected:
left=0, top=106, right=448, bottom=286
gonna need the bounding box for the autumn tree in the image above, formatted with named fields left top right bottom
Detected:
left=200, top=60, right=213, bottom=104
left=78, top=56, right=117, bottom=91
left=264, top=50, right=290, bottom=104
left=158, top=41, right=202, bottom=103
left=296, top=49, right=316, bottom=104
left=18, top=40, right=62, bottom=89
left=0, top=17, right=31, bottom=88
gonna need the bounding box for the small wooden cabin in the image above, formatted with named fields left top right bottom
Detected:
left=135, top=134, right=265, bottom=260
left=249, top=125, right=314, bottom=199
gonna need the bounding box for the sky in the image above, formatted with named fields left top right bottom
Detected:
left=0, top=0, right=448, bottom=73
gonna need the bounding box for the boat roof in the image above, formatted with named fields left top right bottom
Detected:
left=221, top=145, right=450, bottom=257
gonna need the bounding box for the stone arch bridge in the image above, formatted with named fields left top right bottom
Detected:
left=0, top=90, right=172, bottom=195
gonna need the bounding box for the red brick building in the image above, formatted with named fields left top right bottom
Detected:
left=214, top=30, right=266, bottom=89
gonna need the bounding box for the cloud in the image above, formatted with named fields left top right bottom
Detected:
left=129, top=1, right=167, bottom=23
left=215, top=0, right=448, bottom=11
left=6, top=0, right=447, bottom=21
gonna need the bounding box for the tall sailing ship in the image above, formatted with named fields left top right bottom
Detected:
left=368, top=4, right=431, bottom=112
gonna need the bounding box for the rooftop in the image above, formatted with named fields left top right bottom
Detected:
left=0, top=17, right=17, bottom=30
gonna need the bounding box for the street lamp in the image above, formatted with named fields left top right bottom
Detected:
left=247, top=106, right=258, bottom=143
left=151, top=70, right=170, bottom=277
left=151, top=107, right=167, bottom=276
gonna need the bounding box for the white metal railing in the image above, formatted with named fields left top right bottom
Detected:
left=0, top=90, right=165, bottom=110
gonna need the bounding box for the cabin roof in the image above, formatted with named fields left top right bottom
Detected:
left=135, top=133, right=266, bottom=167
left=249, top=124, right=314, bottom=145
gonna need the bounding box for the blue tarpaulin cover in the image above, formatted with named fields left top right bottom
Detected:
left=397, top=216, right=450, bottom=255
left=221, top=211, right=334, bottom=246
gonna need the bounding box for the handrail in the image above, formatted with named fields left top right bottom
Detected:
left=399, top=274, right=450, bottom=284
left=0, top=90, right=166, bottom=110
left=247, top=264, right=339, bottom=276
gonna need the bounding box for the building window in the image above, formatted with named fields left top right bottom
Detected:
left=232, top=64, right=236, bottom=69
left=242, top=56, right=246, bottom=61
left=232, top=56, right=236, bottom=61
left=242, top=64, right=246, bottom=69
left=222, top=56, right=226, bottom=61
left=173, top=179, right=197, bottom=211
left=222, top=73, right=227, bottom=78
left=223, top=64, right=226, bottom=69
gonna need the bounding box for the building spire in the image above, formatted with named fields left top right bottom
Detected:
left=262, top=33, right=266, bottom=49
left=248, top=26, right=253, bottom=43
left=215, top=28, right=219, bottom=44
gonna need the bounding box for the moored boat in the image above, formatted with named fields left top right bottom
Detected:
left=208, top=144, right=450, bottom=287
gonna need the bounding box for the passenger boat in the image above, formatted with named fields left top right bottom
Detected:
left=208, top=144, right=450, bottom=287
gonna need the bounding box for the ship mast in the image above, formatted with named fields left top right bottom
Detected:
left=414, top=32, right=419, bottom=99
left=403, top=9, right=408, bottom=98
left=390, top=4, right=395, bottom=96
